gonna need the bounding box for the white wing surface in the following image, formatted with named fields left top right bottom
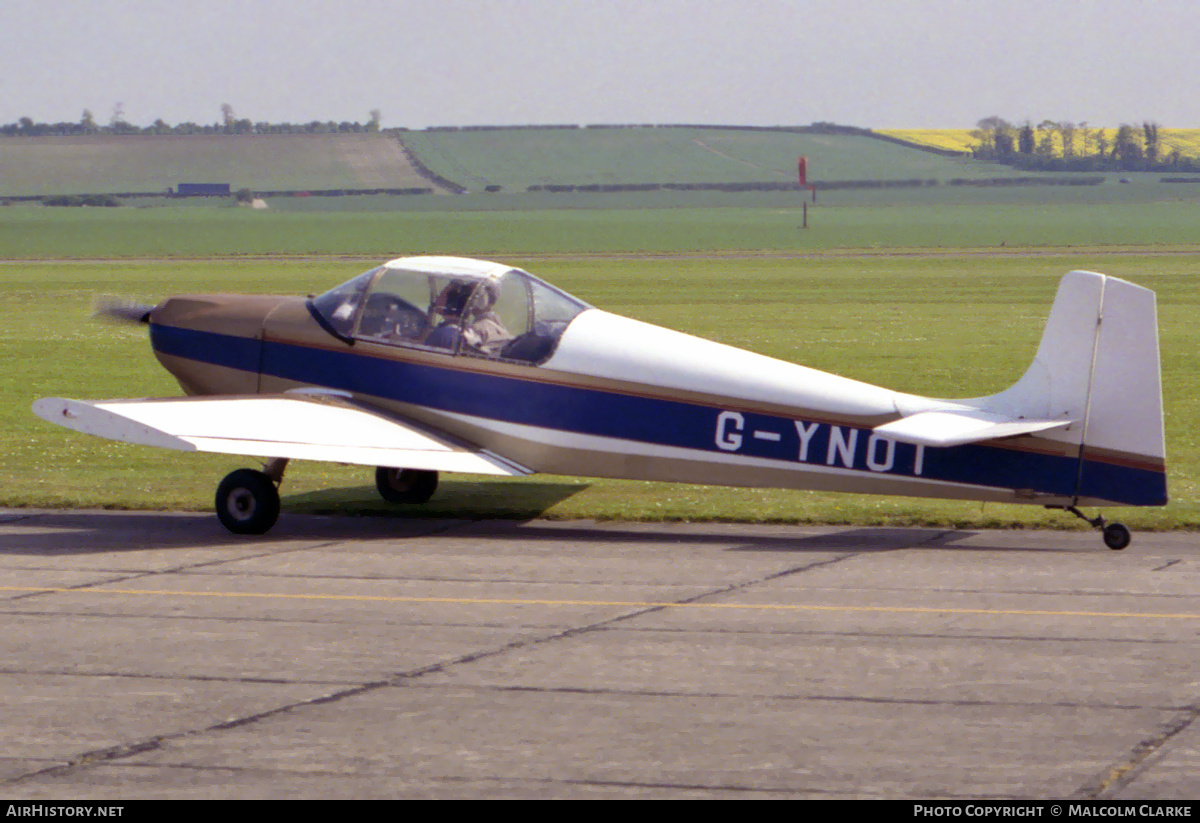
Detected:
left=872, top=409, right=1072, bottom=448
left=32, top=395, right=531, bottom=476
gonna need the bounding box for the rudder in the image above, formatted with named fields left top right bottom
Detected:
left=987, top=271, right=1166, bottom=506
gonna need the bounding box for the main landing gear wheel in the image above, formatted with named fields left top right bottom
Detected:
left=375, top=467, right=438, bottom=504
left=215, top=469, right=281, bottom=535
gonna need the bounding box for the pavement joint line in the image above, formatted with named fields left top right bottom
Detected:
left=3, top=584, right=1198, bottom=620
left=5, top=684, right=393, bottom=787
left=1071, top=702, right=1200, bottom=799
left=0, top=665, right=347, bottom=687
left=27, top=592, right=678, bottom=781
left=446, top=773, right=829, bottom=795
left=451, top=682, right=1184, bottom=713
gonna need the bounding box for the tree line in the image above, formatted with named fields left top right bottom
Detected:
left=0, top=105, right=384, bottom=137
left=971, top=117, right=1199, bottom=172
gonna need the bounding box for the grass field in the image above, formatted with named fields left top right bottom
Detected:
left=3, top=249, right=1197, bottom=531
left=5, top=196, right=1200, bottom=257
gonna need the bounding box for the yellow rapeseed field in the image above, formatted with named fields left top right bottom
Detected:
left=879, top=128, right=1200, bottom=159
left=879, top=129, right=977, bottom=154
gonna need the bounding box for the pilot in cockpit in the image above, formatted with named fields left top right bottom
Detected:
left=426, top=280, right=511, bottom=354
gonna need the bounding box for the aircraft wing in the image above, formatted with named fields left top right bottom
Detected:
left=31, top=394, right=532, bottom=476
left=872, top=409, right=1072, bottom=448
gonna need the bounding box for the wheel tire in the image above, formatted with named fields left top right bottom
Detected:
left=375, top=467, right=438, bottom=504
left=1103, top=522, right=1131, bottom=551
left=215, top=469, right=281, bottom=535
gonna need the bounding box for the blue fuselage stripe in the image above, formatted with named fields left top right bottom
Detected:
left=149, top=324, right=1168, bottom=506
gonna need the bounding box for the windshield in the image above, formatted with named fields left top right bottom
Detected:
left=308, top=262, right=589, bottom=364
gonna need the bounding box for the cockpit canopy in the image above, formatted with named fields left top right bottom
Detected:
left=308, top=256, right=590, bottom=365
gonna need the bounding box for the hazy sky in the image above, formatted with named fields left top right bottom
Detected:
left=4, top=0, right=1198, bottom=129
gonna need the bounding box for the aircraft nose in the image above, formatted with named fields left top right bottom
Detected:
left=148, top=294, right=292, bottom=396
left=150, top=294, right=291, bottom=337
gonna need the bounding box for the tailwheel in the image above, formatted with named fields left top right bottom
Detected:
left=375, top=467, right=438, bottom=504
left=1102, top=522, right=1132, bottom=551
left=215, top=469, right=281, bottom=535
left=1052, top=505, right=1132, bottom=551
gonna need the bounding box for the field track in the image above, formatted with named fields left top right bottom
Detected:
left=7, top=245, right=1200, bottom=265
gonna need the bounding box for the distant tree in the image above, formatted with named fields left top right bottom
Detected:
left=1113, top=124, right=1143, bottom=168
left=80, top=109, right=98, bottom=134
left=1143, top=121, right=1160, bottom=163
left=994, top=129, right=1015, bottom=159
left=1059, top=121, right=1077, bottom=157
left=110, top=115, right=140, bottom=134
left=972, top=116, right=1016, bottom=160
left=1018, top=122, right=1035, bottom=155
left=1036, top=120, right=1058, bottom=156
left=367, top=109, right=382, bottom=132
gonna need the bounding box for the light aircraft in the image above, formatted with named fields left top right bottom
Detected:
left=33, top=256, right=1166, bottom=549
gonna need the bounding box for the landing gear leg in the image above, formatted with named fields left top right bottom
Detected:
left=264, top=457, right=289, bottom=484
left=1051, top=505, right=1132, bottom=550
left=215, top=459, right=289, bottom=536
left=375, top=467, right=438, bottom=504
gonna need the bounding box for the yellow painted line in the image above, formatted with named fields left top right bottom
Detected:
left=1, top=585, right=1198, bottom=621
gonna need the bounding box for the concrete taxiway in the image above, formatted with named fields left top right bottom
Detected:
left=0, top=509, right=1196, bottom=799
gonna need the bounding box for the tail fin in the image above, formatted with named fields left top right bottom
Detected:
left=987, top=271, right=1167, bottom=505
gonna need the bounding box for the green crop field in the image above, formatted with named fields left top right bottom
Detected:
left=399, top=126, right=1028, bottom=191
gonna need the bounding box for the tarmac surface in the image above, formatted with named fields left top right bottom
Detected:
left=0, top=508, right=1196, bottom=799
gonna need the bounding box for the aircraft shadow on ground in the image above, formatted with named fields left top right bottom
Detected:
left=0, top=512, right=979, bottom=556
left=0, top=499, right=1084, bottom=557
left=282, top=479, right=590, bottom=520
left=0, top=481, right=592, bottom=554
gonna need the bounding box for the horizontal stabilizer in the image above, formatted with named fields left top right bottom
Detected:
left=32, top=395, right=532, bottom=476
left=872, top=409, right=1072, bottom=448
